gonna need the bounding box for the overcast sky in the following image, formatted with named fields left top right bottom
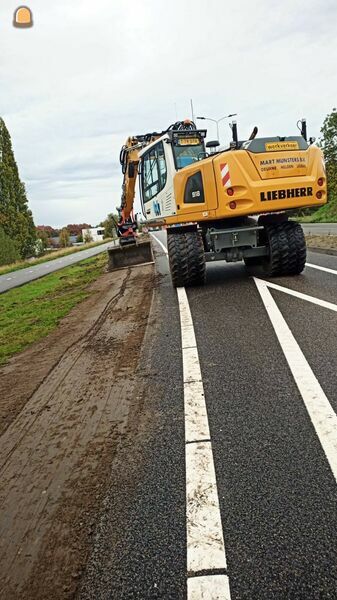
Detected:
left=1, top=0, right=337, bottom=227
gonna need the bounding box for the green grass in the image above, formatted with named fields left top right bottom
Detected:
left=0, top=253, right=106, bottom=365
left=295, top=196, right=337, bottom=223
left=0, top=238, right=113, bottom=276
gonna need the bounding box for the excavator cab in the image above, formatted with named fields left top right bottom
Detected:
left=138, top=127, right=206, bottom=221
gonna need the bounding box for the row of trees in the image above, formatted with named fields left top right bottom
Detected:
left=0, top=118, right=37, bottom=265
left=319, top=108, right=337, bottom=203
left=0, top=117, right=119, bottom=265
left=37, top=223, right=92, bottom=238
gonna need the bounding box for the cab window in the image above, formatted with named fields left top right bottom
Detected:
left=142, top=142, right=167, bottom=202
left=173, top=143, right=204, bottom=169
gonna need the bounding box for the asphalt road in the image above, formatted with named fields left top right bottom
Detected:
left=301, top=223, right=337, bottom=234
left=0, top=241, right=114, bottom=294
left=79, top=232, right=337, bottom=600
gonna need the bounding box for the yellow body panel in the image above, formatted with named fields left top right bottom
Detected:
left=165, top=145, right=326, bottom=226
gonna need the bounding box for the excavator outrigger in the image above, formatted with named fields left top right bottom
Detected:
left=108, top=118, right=327, bottom=286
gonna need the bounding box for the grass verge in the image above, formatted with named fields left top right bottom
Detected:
left=0, top=253, right=106, bottom=366
left=0, top=239, right=113, bottom=276
left=295, top=199, right=337, bottom=223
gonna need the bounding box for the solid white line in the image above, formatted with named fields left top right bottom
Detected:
left=151, top=234, right=168, bottom=255
left=254, top=277, right=337, bottom=483
left=306, top=262, right=337, bottom=276
left=255, top=278, right=337, bottom=313
left=188, top=574, right=231, bottom=599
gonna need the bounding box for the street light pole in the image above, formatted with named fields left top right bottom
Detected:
left=196, top=113, right=237, bottom=143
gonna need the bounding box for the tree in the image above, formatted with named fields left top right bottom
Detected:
left=36, top=228, right=49, bottom=251
left=84, top=230, right=93, bottom=244
left=319, top=108, right=337, bottom=203
left=59, top=227, right=70, bottom=247
left=37, top=225, right=58, bottom=238
left=101, top=213, right=118, bottom=238
left=0, top=117, right=36, bottom=257
left=0, top=226, right=20, bottom=266
left=66, top=223, right=91, bottom=236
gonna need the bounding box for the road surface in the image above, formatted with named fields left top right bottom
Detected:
left=0, top=242, right=114, bottom=294
left=301, top=223, right=337, bottom=234
left=78, top=231, right=337, bottom=600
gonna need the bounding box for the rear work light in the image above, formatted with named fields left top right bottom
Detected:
left=316, top=191, right=323, bottom=199
left=317, top=178, right=324, bottom=186
left=227, top=187, right=234, bottom=196
left=229, top=201, right=237, bottom=209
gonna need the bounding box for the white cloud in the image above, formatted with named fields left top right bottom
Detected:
left=1, top=0, right=337, bottom=226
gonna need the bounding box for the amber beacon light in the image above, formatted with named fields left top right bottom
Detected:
left=13, top=6, right=33, bottom=28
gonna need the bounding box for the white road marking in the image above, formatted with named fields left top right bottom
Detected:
left=6, top=278, right=12, bottom=281
left=178, top=286, right=229, bottom=587
left=151, top=234, right=167, bottom=255
left=184, top=381, right=210, bottom=442
left=188, top=575, right=231, bottom=599
left=152, top=234, right=230, bottom=596
left=306, top=262, right=337, bottom=276
left=254, top=277, right=337, bottom=483
left=185, top=440, right=227, bottom=572
left=255, top=278, right=337, bottom=312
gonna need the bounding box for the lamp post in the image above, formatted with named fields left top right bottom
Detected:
left=196, top=113, right=237, bottom=142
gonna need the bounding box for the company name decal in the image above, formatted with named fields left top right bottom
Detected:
left=260, top=187, right=313, bottom=201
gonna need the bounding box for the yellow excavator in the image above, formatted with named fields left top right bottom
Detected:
left=110, top=118, right=327, bottom=286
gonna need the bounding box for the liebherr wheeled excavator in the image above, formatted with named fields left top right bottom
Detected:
left=113, top=118, right=327, bottom=286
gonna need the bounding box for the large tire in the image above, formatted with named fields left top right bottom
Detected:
left=283, top=221, right=306, bottom=275
left=167, top=230, right=206, bottom=287
left=257, top=221, right=306, bottom=277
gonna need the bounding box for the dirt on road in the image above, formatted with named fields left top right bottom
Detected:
left=305, top=233, right=337, bottom=251
left=0, top=264, right=155, bottom=599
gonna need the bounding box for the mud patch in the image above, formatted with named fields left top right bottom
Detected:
left=305, top=234, right=337, bottom=251
left=0, top=264, right=155, bottom=599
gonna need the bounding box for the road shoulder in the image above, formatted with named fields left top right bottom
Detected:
left=0, top=264, right=154, bottom=599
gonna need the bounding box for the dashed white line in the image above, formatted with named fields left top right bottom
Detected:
left=254, top=277, right=337, bottom=483
left=306, top=262, right=337, bottom=276
left=188, top=575, right=231, bottom=599
left=178, top=287, right=227, bottom=576
left=152, top=235, right=230, bottom=597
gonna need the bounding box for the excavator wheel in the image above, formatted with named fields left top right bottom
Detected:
left=167, top=230, right=206, bottom=287
left=256, top=221, right=306, bottom=277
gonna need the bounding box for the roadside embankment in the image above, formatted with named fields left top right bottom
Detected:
left=0, top=238, right=114, bottom=276
left=0, top=254, right=108, bottom=365
left=305, top=234, right=337, bottom=255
